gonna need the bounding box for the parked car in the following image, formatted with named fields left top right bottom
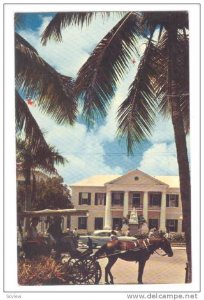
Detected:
left=79, top=229, right=137, bottom=248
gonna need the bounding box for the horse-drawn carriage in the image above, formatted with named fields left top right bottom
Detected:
left=18, top=208, right=102, bottom=284
left=18, top=209, right=173, bottom=285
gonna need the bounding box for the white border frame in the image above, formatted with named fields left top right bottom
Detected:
left=3, top=1, right=201, bottom=295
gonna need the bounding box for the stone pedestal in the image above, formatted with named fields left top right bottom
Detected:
left=128, top=223, right=139, bottom=236
left=128, top=207, right=139, bottom=236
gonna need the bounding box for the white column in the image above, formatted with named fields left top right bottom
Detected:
left=104, top=191, right=112, bottom=229
left=63, top=216, right=67, bottom=231
left=178, top=219, right=183, bottom=233
left=143, top=192, right=148, bottom=222
left=159, top=192, right=166, bottom=232
left=123, top=191, right=129, bottom=218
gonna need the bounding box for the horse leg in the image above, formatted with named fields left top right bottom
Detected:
left=105, top=257, right=118, bottom=284
left=137, top=260, right=146, bottom=284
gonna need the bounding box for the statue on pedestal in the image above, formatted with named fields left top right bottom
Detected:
left=128, top=207, right=139, bottom=236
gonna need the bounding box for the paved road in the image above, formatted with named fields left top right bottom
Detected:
left=97, top=248, right=187, bottom=284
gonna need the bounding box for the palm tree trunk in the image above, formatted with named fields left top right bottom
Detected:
left=24, top=166, right=32, bottom=233
left=24, top=167, right=32, bottom=211
left=31, top=171, right=36, bottom=209
left=168, top=27, right=192, bottom=282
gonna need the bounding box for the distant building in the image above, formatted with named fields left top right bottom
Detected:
left=70, top=169, right=183, bottom=234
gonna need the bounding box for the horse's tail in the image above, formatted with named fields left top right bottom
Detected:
left=94, top=243, right=107, bottom=258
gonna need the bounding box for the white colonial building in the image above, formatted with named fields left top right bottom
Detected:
left=70, top=169, right=183, bottom=234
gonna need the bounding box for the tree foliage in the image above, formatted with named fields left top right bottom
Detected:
left=17, top=176, right=73, bottom=211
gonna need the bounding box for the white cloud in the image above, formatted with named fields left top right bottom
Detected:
left=97, top=66, right=138, bottom=143
left=138, top=113, right=191, bottom=176
left=139, top=142, right=179, bottom=175
left=30, top=106, right=123, bottom=184
left=149, top=116, right=174, bottom=144
left=139, top=118, right=191, bottom=176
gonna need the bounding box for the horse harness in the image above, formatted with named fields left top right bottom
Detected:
left=97, top=237, right=169, bottom=260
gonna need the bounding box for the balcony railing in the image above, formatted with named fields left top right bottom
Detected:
left=130, top=204, right=143, bottom=209
left=148, top=205, right=161, bottom=209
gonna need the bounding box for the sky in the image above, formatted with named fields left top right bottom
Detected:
left=17, top=12, right=190, bottom=185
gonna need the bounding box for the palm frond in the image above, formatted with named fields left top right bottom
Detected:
left=34, top=145, right=67, bottom=174
left=155, top=32, right=189, bottom=133
left=16, top=90, right=50, bottom=151
left=15, top=13, right=26, bottom=30
left=175, top=32, right=189, bottom=133
left=117, top=42, right=158, bottom=154
left=142, top=11, right=189, bottom=31
left=15, top=32, right=77, bottom=125
left=17, top=137, right=67, bottom=176
left=41, top=12, right=126, bottom=45
left=150, top=32, right=169, bottom=115
left=74, top=12, right=144, bottom=127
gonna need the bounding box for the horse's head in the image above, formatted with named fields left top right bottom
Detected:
left=160, top=237, right=173, bottom=257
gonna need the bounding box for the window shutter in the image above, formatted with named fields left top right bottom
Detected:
left=84, top=217, right=87, bottom=229
left=158, top=194, right=161, bottom=206
left=175, top=220, right=178, bottom=232
left=166, top=194, right=170, bottom=207
left=79, top=192, right=82, bottom=205
left=95, top=193, right=97, bottom=205
left=88, top=193, right=91, bottom=205
left=78, top=217, right=81, bottom=229
left=175, top=195, right=179, bottom=207
left=104, top=194, right=106, bottom=206
left=120, top=193, right=124, bottom=206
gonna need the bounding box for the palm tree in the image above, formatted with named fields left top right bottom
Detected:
left=41, top=11, right=191, bottom=281
left=16, top=138, right=67, bottom=211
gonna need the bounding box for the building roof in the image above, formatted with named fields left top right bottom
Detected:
left=70, top=175, right=120, bottom=187
left=70, top=173, right=180, bottom=188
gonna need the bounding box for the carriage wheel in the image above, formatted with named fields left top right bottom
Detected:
left=64, top=257, right=102, bottom=284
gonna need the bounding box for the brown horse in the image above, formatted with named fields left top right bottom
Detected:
left=94, top=236, right=173, bottom=284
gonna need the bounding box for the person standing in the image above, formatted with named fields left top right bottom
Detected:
left=27, top=217, right=42, bottom=240
left=87, top=237, right=93, bottom=250
left=138, top=218, right=149, bottom=236
left=72, top=227, right=78, bottom=238
left=25, top=217, right=47, bottom=258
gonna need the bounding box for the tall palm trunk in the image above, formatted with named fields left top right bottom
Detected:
left=168, top=27, right=192, bottom=282
left=24, top=166, right=32, bottom=211
left=31, top=171, right=36, bottom=208
left=23, top=166, right=32, bottom=234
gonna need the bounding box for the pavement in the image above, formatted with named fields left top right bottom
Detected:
left=97, top=248, right=187, bottom=284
